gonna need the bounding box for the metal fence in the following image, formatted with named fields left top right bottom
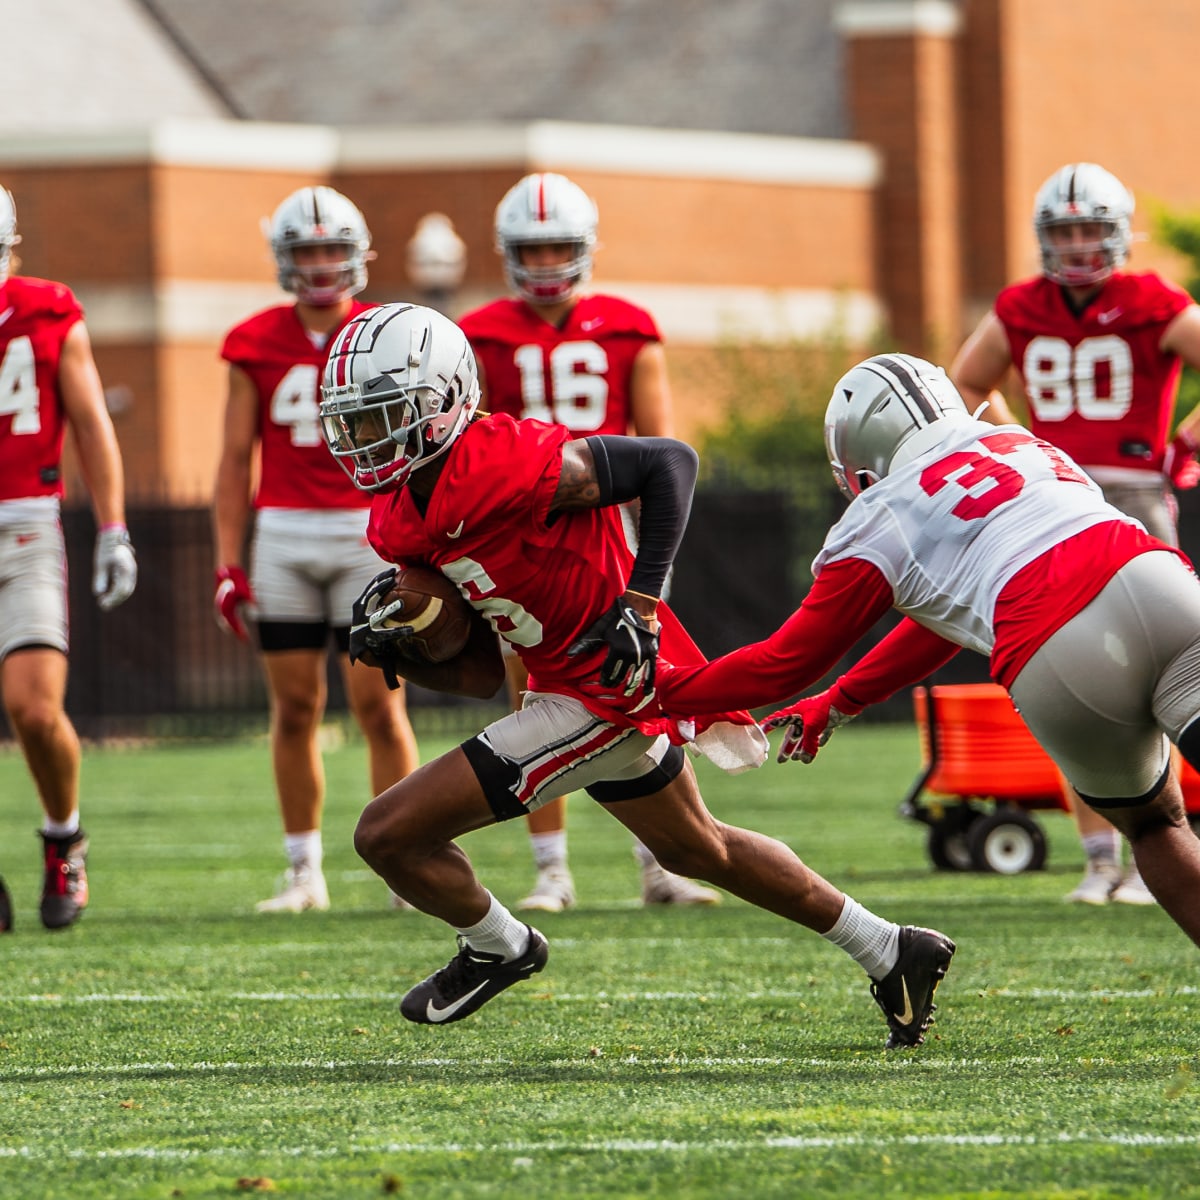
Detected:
left=10, top=479, right=1200, bottom=742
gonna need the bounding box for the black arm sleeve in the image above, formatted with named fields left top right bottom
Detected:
left=587, top=435, right=699, bottom=599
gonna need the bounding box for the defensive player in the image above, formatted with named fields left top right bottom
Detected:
left=459, top=171, right=717, bottom=912
left=212, top=186, right=419, bottom=913
left=952, top=162, right=1200, bottom=906
left=318, top=302, right=955, bottom=1049
left=656, top=353, right=1200, bottom=953
left=0, top=185, right=138, bottom=930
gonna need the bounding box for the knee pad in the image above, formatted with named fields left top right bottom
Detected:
left=1179, top=715, right=1200, bottom=775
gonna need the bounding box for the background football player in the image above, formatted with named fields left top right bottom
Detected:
left=212, top=186, right=419, bottom=913
left=0, top=185, right=137, bottom=931
left=458, top=171, right=718, bottom=912
left=951, top=162, right=1200, bottom=907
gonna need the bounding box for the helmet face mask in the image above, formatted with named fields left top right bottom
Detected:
left=0, top=187, right=21, bottom=285
left=1033, top=163, right=1133, bottom=288
left=267, top=186, right=372, bottom=305
left=494, top=173, right=598, bottom=305
left=320, top=304, right=481, bottom=493
left=824, top=354, right=970, bottom=500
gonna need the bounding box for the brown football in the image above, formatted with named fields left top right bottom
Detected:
left=379, top=566, right=473, bottom=664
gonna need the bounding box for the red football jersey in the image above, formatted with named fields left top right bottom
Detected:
left=459, top=294, right=660, bottom=435
left=220, top=301, right=373, bottom=509
left=996, top=272, right=1191, bottom=473
left=367, top=414, right=722, bottom=735
left=0, top=276, right=83, bottom=500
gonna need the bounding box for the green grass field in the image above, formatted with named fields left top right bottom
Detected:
left=1, top=722, right=1198, bottom=1199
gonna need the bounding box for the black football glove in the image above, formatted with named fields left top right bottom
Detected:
left=567, top=597, right=659, bottom=697
left=349, top=568, right=414, bottom=689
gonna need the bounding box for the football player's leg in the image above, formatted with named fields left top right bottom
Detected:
left=354, top=747, right=501, bottom=926
left=339, top=645, right=419, bottom=794
left=600, top=757, right=846, bottom=930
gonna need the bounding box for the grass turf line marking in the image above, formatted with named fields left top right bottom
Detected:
left=3, top=1133, right=1200, bottom=1161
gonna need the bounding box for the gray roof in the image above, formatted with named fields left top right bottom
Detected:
left=142, top=0, right=847, bottom=138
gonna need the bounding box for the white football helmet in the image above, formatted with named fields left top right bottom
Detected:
left=0, top=187, right=20, bottom=284
left=1033, top=163, right=1133, bottom=287
left=320, top=303, right=481, bottom=493
left=494, top=172, right=598, bottom=304
left=266, top=186, right=372, bottom=305
left=825, top=353, right=971, bottom=500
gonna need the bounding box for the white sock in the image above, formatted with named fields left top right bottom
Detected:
left=285, top=830, right=322, bottom=870
left=822, top=896, right=901, bottom=980
left=632, top=839, right=657, bottom=870
left=530, top=831, right=568, bottom=871
left=456, top=891, right=532, bottom=961
left=43, top=815, right=80, bottom=839
left=1082, top=831, right=1120, bottom=866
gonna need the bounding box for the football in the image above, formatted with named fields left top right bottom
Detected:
left=378, top=566, right=473, bottom=664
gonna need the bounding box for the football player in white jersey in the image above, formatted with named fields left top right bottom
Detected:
left=658, top=353, right=1200, bottom=951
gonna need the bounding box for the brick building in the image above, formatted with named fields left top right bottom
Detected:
left=0, top=0, right=1196, bottom=502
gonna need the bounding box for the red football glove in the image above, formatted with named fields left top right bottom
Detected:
left=213, top=565, right=255, bottom=642
left=1165, top=432, right=1200, bottom=490
left=761, top=683, right=865, bottom=764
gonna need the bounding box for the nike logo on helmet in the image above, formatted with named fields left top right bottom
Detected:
left=894, top=978, right=915, bottom=1025
left=425, top=980, right=490, bottom=1022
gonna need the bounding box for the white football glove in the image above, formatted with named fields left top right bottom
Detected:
left=92, top=524, right=137, bottom=611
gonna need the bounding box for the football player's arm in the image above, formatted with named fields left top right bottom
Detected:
left=1162, top=305, right=1200, bottom=450
left=212, top=365, right=258, bottom=569
left=554, top=435, right=697, bottom=622
left=628, top=341, right=674, bottom=438
left=950, top=311, right=1021, bottom=426
left=59, top=319, right=127, bottom=529
left=656, top=557, right=897, bottom=715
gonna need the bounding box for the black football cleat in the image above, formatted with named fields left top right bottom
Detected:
left=401, top=926, right=549, bottom=1025
left=870, top=925, right=956, bottom=1049
left=40, top=830, right=90, bottom=930
left=0, top=875, right=11, bottom=933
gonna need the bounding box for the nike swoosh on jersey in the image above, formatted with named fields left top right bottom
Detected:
left=1097, top=307, right=1124, bottom=325
left=447, top=519, right=465, bottom=538
left=425, top=980, right=490, bottom=1022
left=894, top=978, right=915, bottom=1025
left=0, top=307, right=14, bottom=326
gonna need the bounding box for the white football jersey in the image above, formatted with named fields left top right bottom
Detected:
left=813, top=421, right=1138, bottom=656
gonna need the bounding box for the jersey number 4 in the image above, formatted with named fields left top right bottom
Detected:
left=1022, top=334, right=1133, bottom=421
left=0, top=336, right=42, bottom=434
left=514, top=341, right=609, bottom=429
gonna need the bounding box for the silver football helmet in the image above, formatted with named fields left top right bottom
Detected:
left=824, top=354, right=970, bottom=500
left=320, top=303, right=481, bottom=493
left=494, top=172, right=598, bottom=304
left=266, top=186, right=372, bottom=305
left=0, top=187, right=20, bottom=284
left=1033, top=163, right=1133, bottom=287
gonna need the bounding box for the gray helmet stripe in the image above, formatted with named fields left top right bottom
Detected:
left=863, top=355, right=941, bottom=424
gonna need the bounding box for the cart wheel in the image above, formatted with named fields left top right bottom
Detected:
left=968, top=808, right=1047, bottom=874
left=926, top=804, right=986, bottom=871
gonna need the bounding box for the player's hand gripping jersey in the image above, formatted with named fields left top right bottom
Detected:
left=221, top=302, right=374, bottom=510
left=459, top=295, right=660, bottom=434
left=0, top=276, right=83, bottom=500
left=996, top=272, right=1191, bottom=474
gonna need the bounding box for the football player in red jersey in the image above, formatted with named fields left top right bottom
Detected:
left=952, top=162, right=1200, bottom=907
left=212, top=187, right=419, bottom=914
left=458, top=171, right=717, bottom=913
left=0, top=185, right=137, bottom=931
left=317, top=303, right=952, bottom=1047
